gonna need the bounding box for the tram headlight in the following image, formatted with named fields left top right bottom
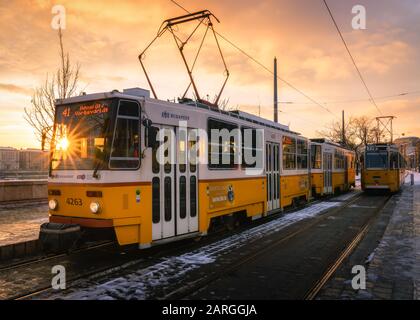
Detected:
left=90, top=202, right=100, bottom=214
left=49, top=199, right=58, bottom=211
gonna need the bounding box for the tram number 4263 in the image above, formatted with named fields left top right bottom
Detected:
left=66, top=198, right=83, bottom=206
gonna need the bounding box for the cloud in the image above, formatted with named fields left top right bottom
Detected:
left=0, top=83, right=33, bottom=95
left=0, top=0, right=419, bottom=148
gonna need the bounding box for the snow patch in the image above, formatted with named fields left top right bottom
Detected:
left=405, top=171, right=420, bottom=185
left=51, top=195, right=356, bottom=300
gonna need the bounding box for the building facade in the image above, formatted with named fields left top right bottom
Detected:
left=19, top=149, right=49, bottom=171
left=0, top=147, right=48, bottom=172
left=0, top=147, right=19, bottom=170
left=395, top=137, right=420, bottom=170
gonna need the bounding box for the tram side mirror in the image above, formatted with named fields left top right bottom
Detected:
left=143, top=118, right=152, bottom=128
left=146, top=126, right=159, bottom=148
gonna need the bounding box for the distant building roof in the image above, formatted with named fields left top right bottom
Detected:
left=0, top=147, right=17, bottom=151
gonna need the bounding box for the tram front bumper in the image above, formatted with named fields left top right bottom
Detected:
left=364, top=185, right=389, bottom=189
left=39, top=222, right=82, bottom=253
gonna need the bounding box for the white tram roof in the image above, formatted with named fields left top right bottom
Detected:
left=363, top=143, right=400, bottom=152
left=56, top=87, right=300, bottom=136
left=310, top=138, right=353, bottom=152
left=55, top=87, right=151, bottom=105
left=230, top=110, right=291, bottom=132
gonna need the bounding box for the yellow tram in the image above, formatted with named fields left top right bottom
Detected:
left=40, top=88, right=355, bottom=251
left=310, top=139, right=356, bottom=197
left=361, top=143, right=406, bottom=193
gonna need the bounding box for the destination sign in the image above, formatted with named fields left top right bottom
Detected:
left=366, top=145, right=387, bottom=152
left=62, top=103, right=110, bottom=118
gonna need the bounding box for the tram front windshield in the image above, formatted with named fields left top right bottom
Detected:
left=51, top=99, right=141, bottom=171
left=365, top=152, right=388, bottom=169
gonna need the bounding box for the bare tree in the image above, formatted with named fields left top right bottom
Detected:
left=353, top=116, right=377, bottom=146
left=319, top=116, right=358, bottom=150
left=321, top=116, right=378, bottom=148
left=24, top=28, right=80, bottom=150
left=321, top=115, right=380, bottom=173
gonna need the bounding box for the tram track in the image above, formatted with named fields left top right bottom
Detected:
left=11, top=207, right=307, bottom=300
left=162, top=192, right=389, bottom=300
left=0, top=240, right=115, bottom=272
left=304, top=194, right=392, bottom=300
left=161, top=192, right=365, bottom=299
left=3, top=191, right=361, bottom=300
left=3, top=217, right=266, bottom=300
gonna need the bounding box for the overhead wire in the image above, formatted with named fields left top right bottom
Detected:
left=169, top=0, right=340, bottom=121
left=322, top=0, right=382, bottom=115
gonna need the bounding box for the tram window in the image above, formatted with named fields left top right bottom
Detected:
left=283, top=154, right=296, bottom=170
left=282, top=136, right=296, bottom=170
left=164, top=177, right=171, bottom=221
left=189, top=140, right=197, bottom=173
left=179, top=129, right=187, bottom=174
left=266, top=145, right=269, bottom=172
left=334, top=150, right=345, bottom=169
left=297, top=140, right=308, bottom=169
left=189, top=131, right=198, bottom=173
left=53, top=99, right=114, bottom=171
left=152, top=177, right=160, bottom=224
left=274, top=145, right=278, bottom=171
left=109, top=101, right=140, bottom=169
left=366, top=152, right=388, bottom=169
left=109, top=118, right=140, bottom=169
left=118, top=100, right=140, bottom=117
left=390, top=152, right=399, bottom=169
left=311, top=145, right=322, bottom=169
left=266, top=174, right=269, bottom=200
left=241, top=127, right=263, bottom=169
left=273, top=171, right=276, bottom=199
left=179, top=176, right=186, bottom=219
left=164, top=135, right=172, bottom=174
left=152, top=139, right=160, bottom=174
left=190, top=176, right=197, bottom=217
left=208, top=119, right=239, bottom=169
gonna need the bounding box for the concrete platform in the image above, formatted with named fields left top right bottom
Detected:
left=0, top=201, right=48, bottom=247
left=0, top=180, right=47, bottom=202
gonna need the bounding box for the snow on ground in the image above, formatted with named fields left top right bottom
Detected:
left=0, top=203, right=48, bottom=246
left=52, top=192, right=359, bottom=300
left=352, top=180, right=420, bottom=299
left=405, top=171, right=420, bottom=185
left=356, top=174, right=361, bottom=189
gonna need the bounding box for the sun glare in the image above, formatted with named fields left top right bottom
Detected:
left=57, top=137, right=70, bottom=151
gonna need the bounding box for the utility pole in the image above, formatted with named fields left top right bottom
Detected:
left=274, top=57, right=278, bottom=123
left=342, top=110, right=345, bottom=145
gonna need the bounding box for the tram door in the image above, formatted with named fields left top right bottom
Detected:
left=344, top=155, right=349, bottom=188
left=266, top=142, right=280, bottom=211
left=152, top=126, right=199, bottom=241
left=323, top=152, right=333, bottom=194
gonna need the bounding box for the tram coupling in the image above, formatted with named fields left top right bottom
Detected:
left=39, top=222, right=82, bottom=253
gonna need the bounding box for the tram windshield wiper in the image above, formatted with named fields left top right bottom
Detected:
left=93, top=118, right=111, bottom=179
left=92, top=151, right=104, bottom=179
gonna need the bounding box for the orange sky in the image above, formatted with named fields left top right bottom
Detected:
left=0, top=0, right=419, bottom=148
